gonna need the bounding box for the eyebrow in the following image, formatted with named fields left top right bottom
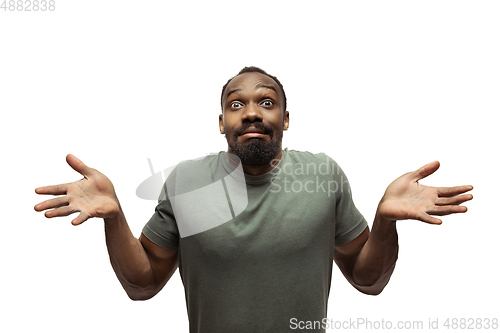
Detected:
left=256, top=84, right=277, bottom=93
left=226, top=84, right=277, bottom=100
left=226, top=88, right=242, bottom=99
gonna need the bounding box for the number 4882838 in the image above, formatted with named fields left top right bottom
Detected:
left=1, top=0, right=56, bottom=11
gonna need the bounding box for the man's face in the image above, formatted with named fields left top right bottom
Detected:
left=219, top=72, right=289, bottom=166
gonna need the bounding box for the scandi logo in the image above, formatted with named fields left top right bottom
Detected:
left=136, top=154, right=249, bottom=238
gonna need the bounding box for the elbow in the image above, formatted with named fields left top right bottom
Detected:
left=352, top=261, right=396, bottom=296
left=352, top=269, right=392, bottom=296
left=355, top=283, right=386, bottom=296
left=125, top=286, right=157, bottom=301
left=352, top=273, right=384, bottom=295
left=120, top=280, right=158, bottom=301
left=350, top=275, right=387, bottom=295
left=128, top=292, right=155, bottom=301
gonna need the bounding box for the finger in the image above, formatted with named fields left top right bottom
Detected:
left=34, top=196, right=69, bottom=212
left=44, top=206, right=78, bottom=218
left=435, top=193, right=473, bottom=206
left=437, top=185, right=474, bottom=197
left=71, top=212, right=90, bottom=226
left=35, top=184, right=68, bottom=195
left=66, top=154, right=95, bottom=178
left=411, top=161, right=440, bottom=182
left=417, top=211, right=442, bottom=225
left=428, top=205, right=468, bottom=216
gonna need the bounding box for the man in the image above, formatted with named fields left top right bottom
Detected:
left=34, top=66, right=473, bottom=332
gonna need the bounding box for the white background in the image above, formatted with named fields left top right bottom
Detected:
left=1, top=1, right=498, bottom=332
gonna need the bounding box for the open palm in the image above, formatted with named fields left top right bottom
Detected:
left=34, top=154, right=120, bottom=225
left=378, top=161, right=473, bottom=224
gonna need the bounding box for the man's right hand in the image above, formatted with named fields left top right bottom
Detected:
left=34, top=154, right=120, bottom=225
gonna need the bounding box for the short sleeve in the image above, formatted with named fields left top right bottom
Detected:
left=142, top=181, right=180, bottom=251
left=329, top=157, right=368, bottom=245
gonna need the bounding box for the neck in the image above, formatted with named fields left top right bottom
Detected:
left=228, top=149, right=283, bottom=176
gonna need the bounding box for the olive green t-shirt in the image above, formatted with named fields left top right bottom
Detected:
left=142, top=148, right=367, bottom=333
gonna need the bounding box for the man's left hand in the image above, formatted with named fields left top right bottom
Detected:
left=377, top=161, right=473, bottom=224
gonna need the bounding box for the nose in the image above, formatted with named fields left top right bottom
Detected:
left=241, top=102, right=263, bottom=123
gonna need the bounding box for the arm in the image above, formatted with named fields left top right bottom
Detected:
left=104, top=211, right=179, bottom=300
left=34, top=154, right=178, bottom=300
left=334, top=161, right=473, bottom=295
left=334, top=215, right=398, bottom=295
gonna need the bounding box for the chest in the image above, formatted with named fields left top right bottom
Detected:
left=179, top=176, right=337, bottom=267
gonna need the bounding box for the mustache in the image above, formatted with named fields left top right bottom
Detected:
left=233, top=122, right=274, bottom=137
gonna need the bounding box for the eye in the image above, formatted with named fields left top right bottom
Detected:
left=260, top=100, right=274, bottom=107
left=230, top=101, right=243, bottom=109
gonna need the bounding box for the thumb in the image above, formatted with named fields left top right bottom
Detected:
left=66, top=154, right=95, bottom=177
left=410, top=160, right=440, bottom=182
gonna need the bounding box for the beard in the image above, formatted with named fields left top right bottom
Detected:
left=226, top=122, right=283, bottom=166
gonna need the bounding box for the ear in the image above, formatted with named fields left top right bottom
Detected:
left=219, top=114, right=225, bottom=134
left=283, top=111, right=290, bottom=130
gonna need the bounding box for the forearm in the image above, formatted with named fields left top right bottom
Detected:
left=352, top=208, right=399, bottom=295
left=104, top=206, right=155, bottom=299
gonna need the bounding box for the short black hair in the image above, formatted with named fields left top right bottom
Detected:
left=220, top=66, right=287, bottom=113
